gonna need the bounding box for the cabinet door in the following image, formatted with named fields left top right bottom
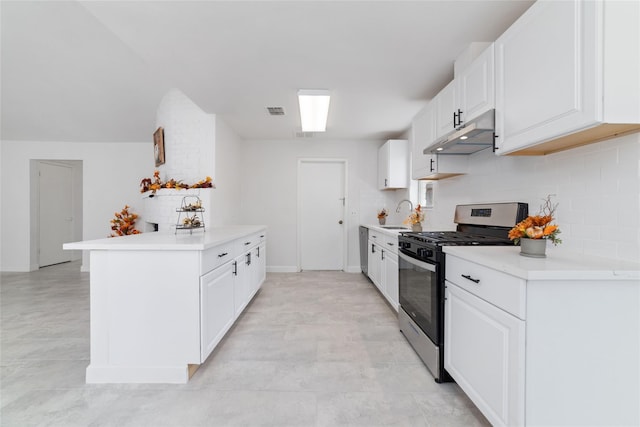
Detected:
left=367, top=242, right=381, bottom=288
left=411, top=103, right=436, bottom=179
left=255, top=242, right=266, bottom=292
left=233, top=253, right=251, bottom=316
left=377, top=143, right=390, bottom=189
left=378, top=140, right=409, bottom=190
left=383, top=251, right=399, bottom=311
left=495, top=0, right=598, bottom=154
left=458, top=44, right=494, bottom=125
left=445, top=283, right=525, bottom=427
left=200, top=262, right=235, bottom=362
left=435, top=80, right=457, bottom=139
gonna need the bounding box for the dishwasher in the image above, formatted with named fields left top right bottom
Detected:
left=359, top=225, right=368, bottom=276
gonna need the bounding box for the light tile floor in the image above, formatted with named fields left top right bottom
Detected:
left=1, top=261, right=490, bottom=426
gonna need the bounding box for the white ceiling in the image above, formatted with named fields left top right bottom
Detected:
left=1, top=0, right=534, bottom=143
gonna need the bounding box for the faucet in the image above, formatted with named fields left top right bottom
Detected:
left=396, top=199, right=413, bottom=213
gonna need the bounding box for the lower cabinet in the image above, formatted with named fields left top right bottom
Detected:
left=367, top=235, right=399, bottom=311
left=383, top=250, right=399, bottom=310
left=233, top=251, right=251, bottom=316
left=200, top=261, right=235, bottom=362
left=445, top=282, right=525, bottom=427
left=200, top=234, right=266, bottom=364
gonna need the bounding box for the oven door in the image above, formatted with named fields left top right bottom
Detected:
left=398, top=250, right=440, bottom=345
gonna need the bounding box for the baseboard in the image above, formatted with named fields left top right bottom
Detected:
left=267, top=266, right=298, bottom=273
left=345, top=266, right=363, bottom=273
left=80, top=263, right=90, bottom=273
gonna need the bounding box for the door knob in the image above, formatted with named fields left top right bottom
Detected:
left=338, top=220, right=343, bottom=224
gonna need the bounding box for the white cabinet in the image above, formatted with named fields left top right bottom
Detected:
left=378, top=139, right=409, bottom=190
left=495, top=0, right=640, bottom=155
left=200, top=262, right=235, bottom=362
left=457, top=44, right=494, bottom=126
left=434, top=80, right=458, bottom=140
left=445, top=282, right=525, bottom=427
left=434, top=44, right=495, bottom=142
left=367, top=231, right=399, bottom=311
left=383, top=250, right=399, bottom=310
left=444, top=248, right=640, bottom=426
left=411, top=103, right=435, bottom=180
left=254, top=242, right=266, bottom=295
left=367, top=239, right=382, bottom=291
left=420, top=154, right=468, bottom=180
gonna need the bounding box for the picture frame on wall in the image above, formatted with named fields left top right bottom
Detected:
left=154, top=127, right=165, bottom=167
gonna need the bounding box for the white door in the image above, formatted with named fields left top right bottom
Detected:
left=299, top=160, right=346, bottom=271
left=39, top=162, right=73, bottom=267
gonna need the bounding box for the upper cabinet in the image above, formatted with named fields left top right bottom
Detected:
left=411, top=103, right=435, bottom=179
left=494, top=0, right=640, bottom=155
left=434, top=43, right=495, bottom=142
left=435, top=80, right=458, bottom=140
left=378, top=139, right=409, bottom=190
left=457, top=44, right=495, bottom=127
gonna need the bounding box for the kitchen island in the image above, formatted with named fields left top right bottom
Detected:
left=64, top=226, right=267, bottom=384
left=443, top=245, right=640, bottom=427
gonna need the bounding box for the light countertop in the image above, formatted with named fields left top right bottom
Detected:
left=444, top=245, right=640, bottom=281
left=363, top=224, right=449, bottom=237
left=63, top=225, right=266, bottom=251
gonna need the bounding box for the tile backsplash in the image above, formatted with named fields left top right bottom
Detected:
left=421, top=133, right=639, bottom=262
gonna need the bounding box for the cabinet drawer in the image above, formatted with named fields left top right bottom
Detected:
left=236, top=232, right=264, bottom=252
left=446, top=255, right=526, bottom=319
left=382, top=234, right=399, bottom=254
left=201, top=243, right=236, bottom=275
left=369, top=230, right=382, bottom=242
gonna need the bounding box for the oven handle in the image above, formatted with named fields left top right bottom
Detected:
left=399, top=251, right=436, bottom=273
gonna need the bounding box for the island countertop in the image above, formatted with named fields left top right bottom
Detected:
left=443, top=245, right=640, bottom=281
left=63, top=225, right=267, bottom=251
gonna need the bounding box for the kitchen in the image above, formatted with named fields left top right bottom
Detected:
left=2, top=1, right=640, bottom=426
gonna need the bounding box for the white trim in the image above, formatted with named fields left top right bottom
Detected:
left=266, top=266, right=298, bottom=273
left=296, top=158, right=349, bottom=272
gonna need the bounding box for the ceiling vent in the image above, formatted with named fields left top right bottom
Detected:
left=266, top=107, right=285, bottom=116
left=295, top=131, right=314, bottom=138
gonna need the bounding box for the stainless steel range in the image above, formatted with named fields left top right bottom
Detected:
left=398, top=202, right=528, bottom=383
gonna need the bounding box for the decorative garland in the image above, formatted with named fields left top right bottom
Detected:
left=140, top=170, right=215, bottom=194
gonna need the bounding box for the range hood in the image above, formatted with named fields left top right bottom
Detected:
left=424, top=109, right=495, bottom=155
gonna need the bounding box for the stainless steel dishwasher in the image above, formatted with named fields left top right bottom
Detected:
left=359, top=226, right=368, bottom=276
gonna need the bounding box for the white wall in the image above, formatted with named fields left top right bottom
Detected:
left=155, top=89, right=215, bottom=183
left=410, top=133, right=640, bottom=262
left=238, top=138, right=400, bottom=272
left=211, top=118, right=243, bottom=226
left=1, top=140, right=150, bottom=271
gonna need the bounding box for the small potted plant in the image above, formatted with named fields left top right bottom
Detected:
left=508, top=195, right=561, bottom=257
left=404, top=205, right=425, bottom=232
left=377, top=208, right=388, bottom=225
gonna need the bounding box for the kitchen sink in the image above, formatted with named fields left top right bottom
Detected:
left=381, top=226, right=409, bottom=230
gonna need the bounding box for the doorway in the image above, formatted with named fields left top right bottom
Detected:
left=297, top=159, right=347, bottom=271
left=36, top=160, right=82, bottom=268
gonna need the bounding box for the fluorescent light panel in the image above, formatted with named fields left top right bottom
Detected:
left=297, top=89, right=330, bottom=132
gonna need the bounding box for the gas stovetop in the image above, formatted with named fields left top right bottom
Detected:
left=400, top=231, right=512, bottom=246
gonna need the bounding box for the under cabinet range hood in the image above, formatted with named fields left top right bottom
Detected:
left=424, top=109, right=495, bottom=155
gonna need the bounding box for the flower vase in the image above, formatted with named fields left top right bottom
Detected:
left=378, top=218, right=386, bottom=225
left=411, top=223, right=422, bottom=232
left=519, top=238, right=547, bottom=258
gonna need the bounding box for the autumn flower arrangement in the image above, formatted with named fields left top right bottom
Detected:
left=377, top=209, right=388, bottom=220
left=509, top=195, right=562, bottom=245
left=403, top=205, right=425, bottom=226
left=109, top=205, right=141, bottom=237
left=140, top=171, right=215, bottom=194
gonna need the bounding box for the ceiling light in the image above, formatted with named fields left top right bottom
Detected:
left=297, top=89, right=330, bottom=132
